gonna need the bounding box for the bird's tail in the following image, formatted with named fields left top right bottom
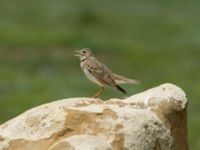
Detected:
left=116, top=85, right=127, bottom=94
left=112, top=73, right=140, bottom=85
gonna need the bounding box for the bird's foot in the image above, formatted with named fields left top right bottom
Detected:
left=92, top=87, right=104, bottom=98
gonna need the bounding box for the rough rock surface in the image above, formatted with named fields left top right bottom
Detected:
left=0, top=83, right=188, bottom=150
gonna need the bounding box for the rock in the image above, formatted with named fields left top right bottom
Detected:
left=0, top=83, right=188, bottom=150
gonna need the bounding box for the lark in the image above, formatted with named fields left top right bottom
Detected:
left=75, top=48, right=140, bottom=98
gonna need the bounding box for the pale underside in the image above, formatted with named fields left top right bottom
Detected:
left=83, top=68, right=104, bottom=87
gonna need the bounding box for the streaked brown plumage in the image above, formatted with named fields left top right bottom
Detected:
left=75, top=48, right=140, bottom=98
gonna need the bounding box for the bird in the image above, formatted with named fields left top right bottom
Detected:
left=74, top=48, right=140, bottom=98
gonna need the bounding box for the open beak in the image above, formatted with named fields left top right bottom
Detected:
left=74, top=50, right=81, bottom=57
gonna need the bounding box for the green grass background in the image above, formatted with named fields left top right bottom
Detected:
left=0, top=0, right=199, bottom=149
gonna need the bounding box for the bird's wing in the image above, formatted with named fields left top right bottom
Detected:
left=83, top=59, right=116, bottom=87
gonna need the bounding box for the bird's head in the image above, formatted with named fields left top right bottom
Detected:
left=74, top=48, right=94, bottom=59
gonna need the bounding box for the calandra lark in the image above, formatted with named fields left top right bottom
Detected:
left=75, top=48, right=140, bottom=98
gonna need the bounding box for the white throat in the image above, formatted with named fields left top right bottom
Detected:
left=80, top=56, right=87, bottom=62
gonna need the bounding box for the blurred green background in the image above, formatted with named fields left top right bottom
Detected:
left=0, top=0, right=199, bottom=149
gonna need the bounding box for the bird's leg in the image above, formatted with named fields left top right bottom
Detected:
left=93, top=87, right=104, bottom=98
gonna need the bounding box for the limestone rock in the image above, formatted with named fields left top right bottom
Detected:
left=0, top=83, right=188, bottom=150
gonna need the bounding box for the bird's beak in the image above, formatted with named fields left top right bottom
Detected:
left=74, top=50, right=81, bottom=57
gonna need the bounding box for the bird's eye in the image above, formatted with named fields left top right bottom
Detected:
left=82, top=51, right=86, bottom=53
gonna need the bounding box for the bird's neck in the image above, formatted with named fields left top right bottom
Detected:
left=80, top=56, right=96, bottom=62
left=80, top=56, right=87, bottom=62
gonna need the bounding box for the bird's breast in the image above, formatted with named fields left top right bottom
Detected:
left=83, top=68, right=103, bottom=87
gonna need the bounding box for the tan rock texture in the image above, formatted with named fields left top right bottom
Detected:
left=0, top=83, right=188, bottom=150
